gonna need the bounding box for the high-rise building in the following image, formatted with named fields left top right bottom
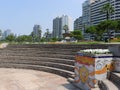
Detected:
left=80, top=0, right=120, bottom=40
left=61, top=15, right=73, bottom=33
left=33, top=25, right=42, bottom=38
left=74, top=16, right=83, bottom=30
left=82, top=0, right=94, bottom=26
left=52, top=15, right=73, bottom=38
left=91, top=0, right=110, bottom=26
left=3, top=29, right=12, bottom=39
left=52, top=17, right=61, bottom=38
left=82, top=0, right=120, bottom=26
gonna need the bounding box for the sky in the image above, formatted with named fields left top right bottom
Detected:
left=0, top=0, right=85, bottom=35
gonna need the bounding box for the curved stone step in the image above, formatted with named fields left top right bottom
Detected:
left=0, top=56, right=75, bottom=66
left=102, top=79, right=119, bottom=90
left=7, top=44, right=109, bottom=49
left=0, top=53, right=75, bottom=60
left=98, top=80, right=109, bottom=90
left=0, top=50, right=76, bottom=55
left=0, top=59, right=74, bottom=72
left=109, top=72, right=120, bottom=89
left=68, top=78, right=100, bottom=90
left=0, top=63, right=74, bottom=78
left=5, top=47, right=78, bottom=51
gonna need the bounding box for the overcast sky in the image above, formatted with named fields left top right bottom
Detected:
left=0, top=0, right=86, bottom=35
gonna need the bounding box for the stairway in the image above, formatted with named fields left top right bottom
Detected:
left=0, top=44, right=120, bottom=90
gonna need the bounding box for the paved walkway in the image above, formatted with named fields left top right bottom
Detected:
left=0, top=68, right=79, bottom=90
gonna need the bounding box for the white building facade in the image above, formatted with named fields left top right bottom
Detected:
left=52, top=15, right=73, bottom=38
left=2, top=29, right=12, bottom=39
left=74, top=17, right=83, bottom=31
left=33, top=25, right=42, bottom=38
left=83, top=0, right=120, bottom=26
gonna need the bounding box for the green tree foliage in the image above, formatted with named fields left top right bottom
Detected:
left=40, top=37, right=46, bottom=42
left=71, top=30, right=83, bottom=40
left=5, top=34, right=16, bottom=42
left=44, top=29, right=50, bottom=38
left=86, top=26, right=97, bottom=34
left=101, top=2, right=114, bottom=42
left=98, top=20, right=117, bottom=30
left=30, top=28, right=42, bottom=42
left=37, top=29, right=42, bottom=41
left=50, top=37, right=58, bottom=42
left=16, top=35, right=32, bottom=42
left=116, top=20, right=120, bottom=31
left=63, top=25, right=69, bottom=33
left=85, top=20, right=119, bottom=41
left=101, top=3, right=114, bottom=20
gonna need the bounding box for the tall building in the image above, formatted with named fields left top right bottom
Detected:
left=80, top=0, right=120, bottom=40
left=74, top=16, right=83, bottom=30
left=91, top=0, right=110, bottom=26
left=82, top=0, right=94, bottom=26
left=52, top=17, right=61, bottom=38
left=52, top=15, right=73, bottom=38
left=33, top=25, right=42, bottom=38
left=3, top=29, right=12, bottom=39
left=61, top=15, right=73, bottom=33
left=82, top=0, right=120, bottom=26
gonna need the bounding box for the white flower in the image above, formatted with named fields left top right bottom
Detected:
left=80, top=49, right=111, bottom=54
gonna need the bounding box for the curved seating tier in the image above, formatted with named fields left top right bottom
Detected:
left=0, top=44, right=120, bottom=90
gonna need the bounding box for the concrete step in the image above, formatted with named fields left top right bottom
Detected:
left=0, top=56, right=74, bottom=66
left=0, top=50, right=76, bottom=55
left=7, top=44, right=109, bottom=49
left=5, top=47, right=78, bottom=51
left=0, top=59, right=74, bottom=72
left=102, top=79, right=119, bottom=90
left=1, top=49, right=78, bottom=55
left=109, top=72, right=120, bottom=89
left=67, top=78, right=100, bottom=90
left=0, top=63, right=74, bottom=78
left=0, top=53, right=75, bottom=60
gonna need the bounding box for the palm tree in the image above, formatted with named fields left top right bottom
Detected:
left=63, top=25, right=69, bottom=33
left=101, top=1, right=114, bottom=42
left=38, top=29, right=42, bottom=41
left=101, top=2, right=114, bottom=20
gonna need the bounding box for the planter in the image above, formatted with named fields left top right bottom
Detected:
left=74, top=49, right=113, bottom=90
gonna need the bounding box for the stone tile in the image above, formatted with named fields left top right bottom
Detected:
left=0, top=68, right=78, bottom=90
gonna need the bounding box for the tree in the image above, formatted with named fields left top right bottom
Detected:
left=16, top=35, right=32, bottom=42
left=45, top=29, right=50, bottom=38
left=116, top=20, right=120, bottom=32
left=30, top=31, right=34, bottom=42
left=86, top=26, right=98, bottom=40
left=63, top=25, right=69, bottom=33
left=101, top=2, right=114, bottom=42
left=101, top=2, right=114, bottom=20
left=38, top=29, right=42, bottom=41
left=5, top=34, right=16, bottom=42
left=86, top=25, right=104, bottom=41
left=43, top=29, right=50, bottom=41
left=86, top=26, right=97, bottom=34
left=30, top=27, right=42, bottom=42
left=71, top=30, right=83, bottom=40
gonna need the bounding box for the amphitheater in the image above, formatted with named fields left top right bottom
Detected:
left=0, top=44, right=120, bottom=90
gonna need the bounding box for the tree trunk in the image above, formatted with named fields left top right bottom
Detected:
left=107, top=12, right=111, bottom=43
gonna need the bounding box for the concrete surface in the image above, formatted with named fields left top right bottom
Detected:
left=0, top=68, right=79, bottom=90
